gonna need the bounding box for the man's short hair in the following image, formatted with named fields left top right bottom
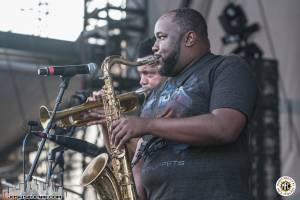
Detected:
left=137, top=37, right=156, bottom=58
left=169, top=8, right=208, bottom=39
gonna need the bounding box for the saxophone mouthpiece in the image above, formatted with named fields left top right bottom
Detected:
left=154, top=54, right=161, bottom=59
left=136, top=54, right=160, bottom=66
left=134, top=87, right=149, bottom=94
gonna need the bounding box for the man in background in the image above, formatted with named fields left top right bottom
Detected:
left=137, top=37, right=166, bottom=93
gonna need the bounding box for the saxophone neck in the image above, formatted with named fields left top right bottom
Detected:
left=100, top=55, right=160, bottom=78
left=134, top=87, right=149, bottom=95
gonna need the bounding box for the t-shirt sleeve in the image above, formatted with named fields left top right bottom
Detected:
left=209, top=55, right=258, bottom=120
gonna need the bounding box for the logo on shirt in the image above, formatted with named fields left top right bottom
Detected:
left=143, top=160, right=185, bottom=173
left=276, top=176, right=296, bottom=196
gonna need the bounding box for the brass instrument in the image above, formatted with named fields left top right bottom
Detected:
left=80, top=55, right=159, bottom=200
left=39, top=88, right=146, bottom=129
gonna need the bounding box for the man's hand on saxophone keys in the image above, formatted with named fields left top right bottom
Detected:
left=111, top=116, right=150, bottom=149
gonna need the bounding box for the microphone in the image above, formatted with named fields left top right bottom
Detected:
left=38, top=63, right=97, bottom=76
left=32, top=131, right=105, bottom=157
left=48, top=135, right=105, bottom=157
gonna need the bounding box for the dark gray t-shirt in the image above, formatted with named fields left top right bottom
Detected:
left=139, top=53, right=257, bottom=200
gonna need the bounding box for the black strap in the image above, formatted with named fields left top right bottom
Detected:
left=131, top=136, right=169, bottom=167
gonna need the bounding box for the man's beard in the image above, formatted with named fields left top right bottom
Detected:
left=159, top=43, right=180, bottom=77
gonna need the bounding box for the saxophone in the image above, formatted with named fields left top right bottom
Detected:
left=80, top=55, right=159, bottom=200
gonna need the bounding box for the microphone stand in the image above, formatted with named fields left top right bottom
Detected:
left=22, top=121, right=38, bottom=192
left=25, top=76, right=71, bottom=188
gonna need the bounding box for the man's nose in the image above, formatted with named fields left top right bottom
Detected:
left=152, top=41, right=159, bottom=53
left=140, top=76, right=148, bottom=86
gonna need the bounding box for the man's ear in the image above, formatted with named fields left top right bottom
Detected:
left=184, top=31, right=197, bottom=47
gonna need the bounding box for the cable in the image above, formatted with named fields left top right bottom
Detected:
left=22, top=133, right=30, bottom=191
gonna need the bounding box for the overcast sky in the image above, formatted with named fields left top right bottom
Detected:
left=0, top=0, right=84, bottom=41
